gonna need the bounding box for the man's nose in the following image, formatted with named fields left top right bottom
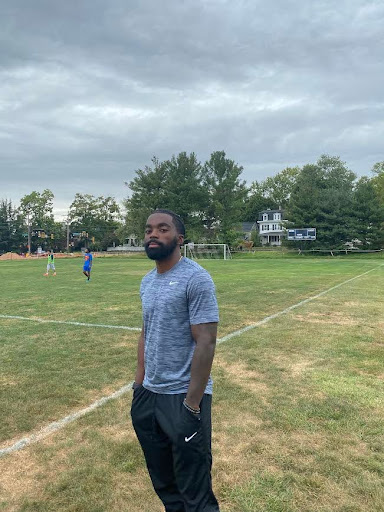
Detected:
left=149, top=229, right=161, bottom=238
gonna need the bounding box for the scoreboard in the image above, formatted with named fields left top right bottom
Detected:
left=287, top=228, right=316, bottom=241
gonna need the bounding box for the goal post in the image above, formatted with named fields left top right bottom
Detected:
left=183, top=243, right=232, bottom=260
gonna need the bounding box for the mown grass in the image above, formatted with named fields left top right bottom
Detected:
left=0, top=321, right=138, bottom=443
left=214, top=269, right=384, bottom=511
left=1, top=256, right=383, bottom=511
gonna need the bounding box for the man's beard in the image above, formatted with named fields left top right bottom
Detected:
left=144, top=237, right=179, bottom=261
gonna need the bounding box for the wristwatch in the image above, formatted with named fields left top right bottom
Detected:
left=132, top=382, right=141, bottom=390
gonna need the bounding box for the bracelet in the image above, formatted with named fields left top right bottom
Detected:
left=183, top=398, right=200, bottom=414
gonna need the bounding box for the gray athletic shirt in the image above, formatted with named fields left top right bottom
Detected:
left=140, top=257, right=219, bottom=394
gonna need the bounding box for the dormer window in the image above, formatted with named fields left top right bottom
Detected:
left=263, top=214, right=268, bottom=221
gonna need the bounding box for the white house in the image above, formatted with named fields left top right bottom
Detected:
left=257, top=209, right=286, bottom=246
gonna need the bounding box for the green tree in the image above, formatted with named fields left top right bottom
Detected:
left=163, top=152, right=208, bottom=240
left=260, top=166, right=300, bottom=208
left=18, top=190, right=55, bottom=252
left=287, top=155, right=356, bottom=248
left=19, top=190, right=55, bottom=230
left=243, top=181, right=275, bottom=221
left=202, top=151, right=247, bottom=243
left=351, top=177, right=384, bottom=249
left=243, top=167, right=300, bottom=223
left=69, top=194, right=121, bottom=250
left=371, top=161, right=384, bottom=207
left=124, top=157, right=169, bottom=239
left=45, top=221, right=68, bottom=252
left=124, top=153, right=207, bottom=241
left=251, top=229, right=262, bottom=247
left=372, top=161, right=384, bottom=175
left=0, top=199, right=24, bottom=253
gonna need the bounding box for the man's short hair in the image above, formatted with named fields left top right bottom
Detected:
left=152, top=209, right=185, bottom=237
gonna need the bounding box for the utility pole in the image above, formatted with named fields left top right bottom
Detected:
left=66, top=220, right=70, bottom=252
left=27, top=209, right=31, bottom=256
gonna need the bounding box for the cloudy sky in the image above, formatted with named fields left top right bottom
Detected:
left=1, top=0, right=383, bottom=219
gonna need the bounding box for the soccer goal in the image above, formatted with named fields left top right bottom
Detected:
left=183, top=243, right=232, bottom=260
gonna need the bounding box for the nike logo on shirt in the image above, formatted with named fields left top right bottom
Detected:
left=185, top=432, right=198, bottom=442
left=169, top=281, right=179, bottom=285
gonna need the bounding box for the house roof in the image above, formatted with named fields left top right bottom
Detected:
left=240, top=222, right=257, bottom=232
left=258, top=209, right=284, bottom=221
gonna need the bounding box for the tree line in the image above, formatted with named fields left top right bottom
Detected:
left=123, top=152, right=384, bottom=249
left=1, top=152, right=384, bottom=253
left=0, top=191, right=121, bottom=253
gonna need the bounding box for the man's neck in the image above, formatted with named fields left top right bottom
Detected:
left=156, top=250, right=182, bottom=274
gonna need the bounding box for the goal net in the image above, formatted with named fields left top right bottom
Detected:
left=183, top=243, right=232, bottom=260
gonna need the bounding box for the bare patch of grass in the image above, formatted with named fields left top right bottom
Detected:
left=294, top=312, right=358, bottom=326
left=0, top=376, right=18, bottom=387
left=110, top=469, right=163, bottom=512
left=215, top=356, right=270, bottom=398
left=0, top=454, right=43, bottom=509
left=289, top=359, right=315, bottom=377
left=113, top=341, right=130, bottom=348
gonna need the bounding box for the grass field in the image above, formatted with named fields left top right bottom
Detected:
left=1, top=255, right=384, bottom=512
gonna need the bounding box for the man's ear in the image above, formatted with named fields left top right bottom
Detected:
left=178, top=234, right=185, bottom=247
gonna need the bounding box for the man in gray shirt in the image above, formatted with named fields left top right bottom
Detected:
left=131, top=209, right=220, bottom=512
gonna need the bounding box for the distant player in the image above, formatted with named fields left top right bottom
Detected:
left=82, top=248, right=93, bottom=281
left=44, top=250, right=56, bottom=276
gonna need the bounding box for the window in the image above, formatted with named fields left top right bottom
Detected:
left=263, top=214, right=268, bottom=221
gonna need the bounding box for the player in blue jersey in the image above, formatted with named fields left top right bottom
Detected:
left=131, top=209, right=220, bottom=511
left=82, top=248, right=93, bottom=281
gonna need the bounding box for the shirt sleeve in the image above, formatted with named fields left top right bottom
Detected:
left=187, top=271, right=219, bottom=325
left=140, top=280, right=144, bottom=300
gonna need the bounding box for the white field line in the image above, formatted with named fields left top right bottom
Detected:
left=0, top=314, right=141, bottom=332
left=0, top=265, right=381, bottom=458
left=217, top=265, right=381, bottom=343
left=0, top=384, right=133, bottom=457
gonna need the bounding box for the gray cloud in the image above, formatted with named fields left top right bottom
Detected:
left=1, top=0, right=383, bottom=218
